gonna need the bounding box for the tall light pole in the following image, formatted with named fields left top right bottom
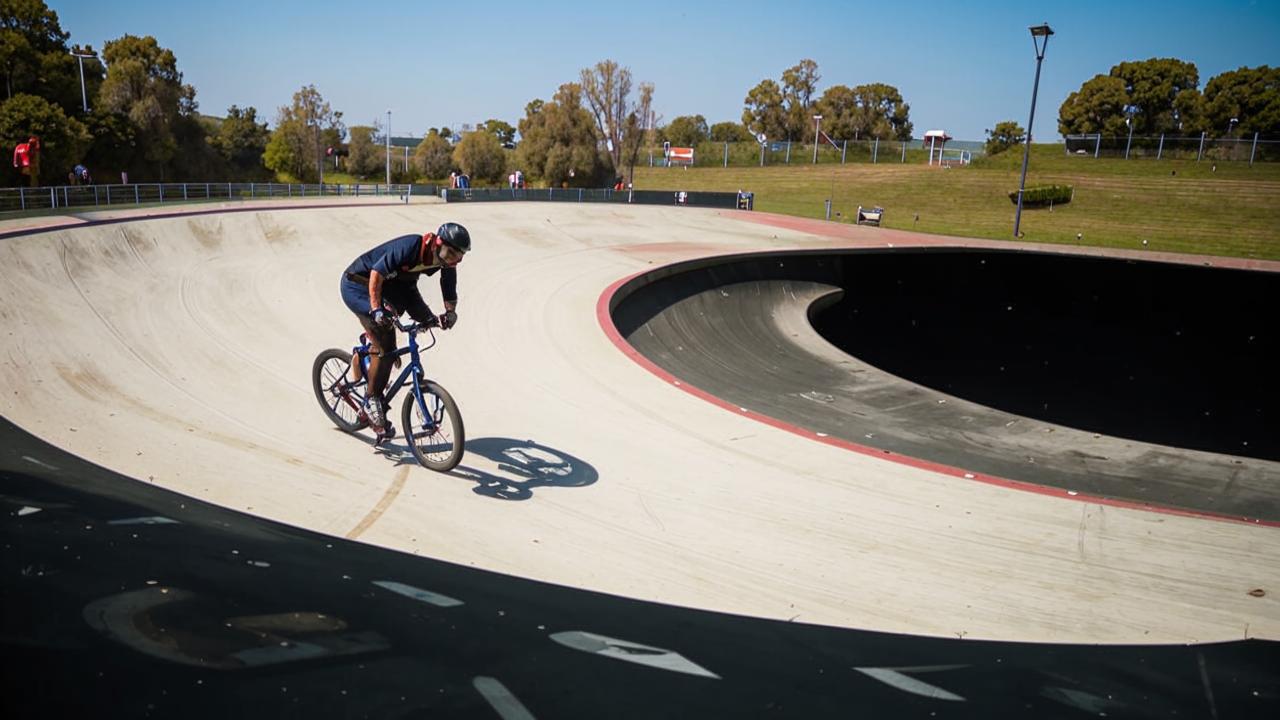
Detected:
left=70, top=50, right=97, bottom=113
left=1013, top=23, right=1054, bottom=238
left=1123, top=105, right=1138, bottom=159
left=812, top=114, right=823, bottom=164
left=386, top=109, right=392, bottom=185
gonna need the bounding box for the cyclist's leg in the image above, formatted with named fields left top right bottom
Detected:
left=342, top=278, right=396, bottom=432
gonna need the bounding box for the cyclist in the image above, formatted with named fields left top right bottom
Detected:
left=340, top=222, right=470, bottom=440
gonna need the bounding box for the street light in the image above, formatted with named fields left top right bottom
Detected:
left=1013, top=23, right=1054, bottom=238
left=70, top=50, right=97, bottom=113
left=812, top=114, right=823, bottom=164
left=385, top=109, right=392, bottom=185
left=1124, top=105, right=1138, bottom=159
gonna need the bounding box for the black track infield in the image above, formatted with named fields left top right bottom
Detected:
left=2, top=416, right=1277, bottom=717
left=610, top=248, right=1280, bottom=523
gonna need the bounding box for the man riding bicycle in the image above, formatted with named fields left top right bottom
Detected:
left=340, top=222, right=470, bottom=439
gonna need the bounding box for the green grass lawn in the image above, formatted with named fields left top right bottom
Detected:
left=632, top=146, right=1280, bottom=260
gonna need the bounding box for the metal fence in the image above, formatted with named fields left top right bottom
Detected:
left=644, top=139, right=986, bottom=168
left=0, top=182, right=439, bottom=214
left=1063, top=133, right=1278, bottom=163
left=443, top=187, right=745, bottom=209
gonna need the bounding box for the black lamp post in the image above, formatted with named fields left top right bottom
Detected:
left=1013, top=23, right=1054, bottom=238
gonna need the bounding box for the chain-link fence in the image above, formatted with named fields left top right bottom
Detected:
left=443, top=187, right=744, bottom=209
left=644, top=139, right=984, bottom=168
left=0, top=182, right=437, bottom=214
left=1063, top=133, right=1278, bottom=163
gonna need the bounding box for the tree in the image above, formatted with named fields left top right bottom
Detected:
left=984, top=120, right=1025, bottom=155
left=618, top=81, right=654, bottom=184
left=208, top=105, right=269, bottom=178
left=97, top=34, right=195, bottom=178
left=517, top=83, right=609, bottom=187
left=1058, top=74, right=1131, bottom=136
left=742, top=78, right=787, bottom=141
left=480, top=118, right=516, bottom=147
left=0, top=92, right=90, bottom=185
left=263, top=84, right=344, bottom=182
left=1059, top=58, right=1206, bottom=136
left=781, top=59, right=820, bottom=140
left=661, top=114, right=708, bottom=147
left=1110, top=58, right=1199, bottom=133
left=851, top=83, right=912, bottom=140
left=0, top=0, right=93, bottom=111
left=579, top=59, right=652, bottom=177
left=413, top=129, right=454, bottom=179
left=346, top=125, right=382, bottom=177
left=709, top=121, right=752, bottom=142
left=1202, top=65, right=1280, bottom=137
left=815, top=84, right=858, bottom=139
left=452, top=129, right=505, bottom=184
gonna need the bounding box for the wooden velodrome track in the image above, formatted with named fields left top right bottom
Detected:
left=1, top=198, right=1275, bottom=645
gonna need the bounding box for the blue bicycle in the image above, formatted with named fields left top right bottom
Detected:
left=311, top=317, right=465, bottom=471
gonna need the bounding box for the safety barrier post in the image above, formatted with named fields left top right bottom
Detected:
left=873, top=138, right=879, bottom=163
left=93, top=186, right=98, bottom=206
left=1250, top=132, right=1259, bottom=166
left=134, top=185, right=140, bottom=204
left=19, top=187, right=25, bottom=210
left=1157, top=134, right=1164, bottom=160
left=901, top=142, right=907, bottom=163
left=183, top=184, right=188, bottom=200
left=50, top=187, right=56, bottom=209
left=723, top=142, right=728, bottom=168
left=1197, top=132, right=1206, bottom=162
left=759, top=143, right=764, bottom=167
left=227, top=182, right=231, bottom=199
left=785, top=141, right=791, bottom=164
left=842, top=140, right=848, bottom=164
left=250, top=183, right=254, bottom=198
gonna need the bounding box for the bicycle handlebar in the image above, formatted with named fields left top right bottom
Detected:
left=393, top=316, right=440, bottom=334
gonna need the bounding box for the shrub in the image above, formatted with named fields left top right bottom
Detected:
left=1009, top=184, right=1073, bottom=206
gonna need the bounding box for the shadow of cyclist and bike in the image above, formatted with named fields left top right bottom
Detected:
left=363, top=435, right=598, bottom=501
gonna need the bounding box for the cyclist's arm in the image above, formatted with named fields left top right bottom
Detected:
left=440, top=266, right=458, bottom=311
left=367, top=270, right=386, bottom=312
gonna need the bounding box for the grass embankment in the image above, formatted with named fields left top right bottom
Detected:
left=632, top=146, right=1280, bottom=260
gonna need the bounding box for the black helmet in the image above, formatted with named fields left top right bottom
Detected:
left=437, top=222, right=471, bottom=253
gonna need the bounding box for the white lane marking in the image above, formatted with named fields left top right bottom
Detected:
left=854, top=667, right=966, bottom=701
left=108, top=516, right=180, bottom=526
left=473, top=676, right=536, bottom=720
left=17, top=506, right=43, bottom=516
left=549, top=631, right=720, bottom=679
left=21, top=456, right=59, bottom=471
left=371, top=580, right=464, bottom=607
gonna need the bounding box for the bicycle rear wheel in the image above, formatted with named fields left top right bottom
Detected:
left=402, top=379, right=465, bottom=471
left=312, top=348, right=369, bottom=432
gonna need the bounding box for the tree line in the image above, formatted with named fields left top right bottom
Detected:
left=985, top=58, right=1279, bottom=155
left=6, top=0, right=1275, bottom=188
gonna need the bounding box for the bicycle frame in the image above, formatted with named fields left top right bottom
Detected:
left=351, top=320, right=440, bottom=431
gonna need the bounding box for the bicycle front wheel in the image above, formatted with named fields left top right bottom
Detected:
left=312, top=348, right=368, bottom=433
left=402, top=379, right=465, bottom=471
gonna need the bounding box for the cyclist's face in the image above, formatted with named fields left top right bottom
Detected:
left=437, top=241, right=465, bottom=267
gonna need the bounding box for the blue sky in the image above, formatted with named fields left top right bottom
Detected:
left=54, top=0, right=1280, bottom=142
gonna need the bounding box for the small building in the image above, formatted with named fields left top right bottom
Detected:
left=923, top=130, right=951, bottom=166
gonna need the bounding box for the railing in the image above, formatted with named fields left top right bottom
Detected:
left=1064, top=133, right=1278, bottom=163
left=442, top=187, right=745, bottom=209
left=0, top=182, right=439, bottom=214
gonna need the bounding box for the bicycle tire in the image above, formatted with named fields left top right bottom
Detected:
left=312, top=348, right=369, bottom=433
left=402, top=379, right=465, bottom=472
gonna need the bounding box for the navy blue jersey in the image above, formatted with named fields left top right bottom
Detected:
left=344, top=233, right=457, bottom=304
